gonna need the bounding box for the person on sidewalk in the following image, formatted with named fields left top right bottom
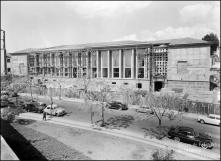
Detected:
left=43, top=111, right=47, bottom=121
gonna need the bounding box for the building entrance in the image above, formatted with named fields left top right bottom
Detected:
left=154, top=81, right=164, bottom=91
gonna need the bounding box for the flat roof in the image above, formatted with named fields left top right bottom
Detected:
left=11, top=37, right=211, bottom=54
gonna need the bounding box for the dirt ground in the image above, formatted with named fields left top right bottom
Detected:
left=21, top=118, right=196, bottom=160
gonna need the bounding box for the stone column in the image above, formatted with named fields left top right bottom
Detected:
left=136, top=49, right=138, bottom=79
left=101, top=52, right=103, bottom=78
left=131, top=49, right=135, bottom=79
left=96, top=51, right=100, bottom=78
left=107, top=50, right=110, bottom=78
left=144, top=49, right=148, bottom=79
left=119, top=49, right=122, bottom=78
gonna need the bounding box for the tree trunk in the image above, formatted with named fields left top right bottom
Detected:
left=158, top=119, right=162, bottom=127
left=101, top=104, right=105, bottom=126
left=90, top=106, right=93, bottom=124
left=30, top=85, right=33, bottom=101
left=59, top=85, right=61, bottom=100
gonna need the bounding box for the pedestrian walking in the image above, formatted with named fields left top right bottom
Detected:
left=43, top=110, right=47, bottom=121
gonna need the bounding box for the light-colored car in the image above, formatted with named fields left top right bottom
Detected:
left=43, top=104, right=66, bottom=116
left=197, top=114, right=220, bottom=126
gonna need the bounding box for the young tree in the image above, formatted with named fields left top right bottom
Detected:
left=143, top=92, right=183, bottom=127
left=48, top=87, right=54, bottom=117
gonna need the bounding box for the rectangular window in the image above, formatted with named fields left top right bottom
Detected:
left=101, top=51, right=108, bottom=68
left=56, top=68, right=59, bottom=76
left=72, top=53, right=78, bottom=67
left=102, top=68, right=108, bottom=78
left=177, top=61, right=188, bottom=74
left=73, top=68, right=77, bottom=78
left=138, top=68, right=144, bottom=78
left=125, top=68, right=131, bottom=78
left=91, top=52, right=97, bottom=67
left=137, top=83, right=142, bottom=89
left=113, top=68, right=119, bottom=78
left=7, top=68, right=11, bottom=72
left=112, top=51, right=119, bottom=67
left=82, top=53, right=87, bottom=67
left=92, top=68, right=97, bottom=78
left=52, top=54, right=55, bottom=65
left=7, top=58, right=10, bottom=63
left=112, top=82, right=116, bottom=84
left=137, top=49, right=145, bottom=67
left=83, top=67, right=87, bottom=76
left=65, top=68, right=68, bottom=76
left=124, top=50, right=132, bottom=67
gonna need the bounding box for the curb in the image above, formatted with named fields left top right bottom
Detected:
left=18, top=112, right=220, bottom=160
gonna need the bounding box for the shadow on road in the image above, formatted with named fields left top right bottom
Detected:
left=105, top=115, right=135, bottom=129
left=14, top=119, right=36, bottom=125
left=0, top=119, right=47, bottom=160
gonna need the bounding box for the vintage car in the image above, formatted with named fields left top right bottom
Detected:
left=197, top=114, right=220, bottom=126
left=168, top=126, right=213, bottom=149
left=43, top=104, right=66, bottom=116
left=106, top=101, right=128, bottom=110
left=23, top=101, right=47, bottom=113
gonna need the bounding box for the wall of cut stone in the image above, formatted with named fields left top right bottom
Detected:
left=167, top=46, right=211, bottom=83
left=11, top=55, right=28, bottom=75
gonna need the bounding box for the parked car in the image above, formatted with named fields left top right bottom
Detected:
left=135, top=106, right=154, bottom=114
left=106, top=101, right=128, bottom=110
left=23, top=101, right=47, bottom=113
left=197, top=114, right=220, bottom=126
left=168, top=126, right=213, bottom=149
left=43, top=104, right=66, bottom=116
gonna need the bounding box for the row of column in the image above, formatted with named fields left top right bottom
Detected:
left=33, top=48, right=150, bottom=79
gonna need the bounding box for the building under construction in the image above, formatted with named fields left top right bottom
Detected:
left=10, top=37, right=213, bottom=92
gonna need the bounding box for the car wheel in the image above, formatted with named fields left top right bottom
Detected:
left=200, top=119, right=205, bottom=124
left=174, top=137, right=180, bottom=142
left=201, top=142, right=209, bottom=149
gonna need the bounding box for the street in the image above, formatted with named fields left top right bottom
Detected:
left=21, top=95, right=220, bottom=153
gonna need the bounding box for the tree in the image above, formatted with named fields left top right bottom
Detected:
left=48, top=87, right=54, bottom=117
left=143, top=92, right=183, bottom=127
left=202, top=33, right=219, bottom=55
left=84, top=79, right=111, bottom=127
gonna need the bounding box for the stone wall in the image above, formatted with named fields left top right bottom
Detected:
left=167, top=80, right=210, bottom=92
left=167, top=46, right=211, bottom=83
left=11, top=54, right=28, bottom=76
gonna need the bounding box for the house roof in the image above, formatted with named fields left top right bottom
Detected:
left=11, top=37, right=211, bottom=54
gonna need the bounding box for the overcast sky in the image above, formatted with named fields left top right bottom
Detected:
left=1, top=1, right=220, bottom=52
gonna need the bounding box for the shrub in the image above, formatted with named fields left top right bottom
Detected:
left=152, top=149, right=175, bottom=160
left=65, top=89, right=80, bottom=98
left=167, top=111, right=176, bottom=120
left=1, top=109, right=15, bottom=122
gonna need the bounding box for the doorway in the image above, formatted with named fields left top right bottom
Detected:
left=154, top=81, right=164, bottom=91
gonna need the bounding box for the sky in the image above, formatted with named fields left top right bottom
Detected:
left=1, top=1, right=220, bottom=52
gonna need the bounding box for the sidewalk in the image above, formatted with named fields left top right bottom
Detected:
left=18, top=112, right=220, bottom=160
left=19, top=93, right=204, bottom=120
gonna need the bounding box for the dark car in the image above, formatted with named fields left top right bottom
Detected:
left=23, top=102, right=47, bottom=113
left=106, top=101, right=128, bottom=110
left=168, top=126, right=213, bottom=149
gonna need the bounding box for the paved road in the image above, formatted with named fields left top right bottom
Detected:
left=21, top=95, right=220, bottom=153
